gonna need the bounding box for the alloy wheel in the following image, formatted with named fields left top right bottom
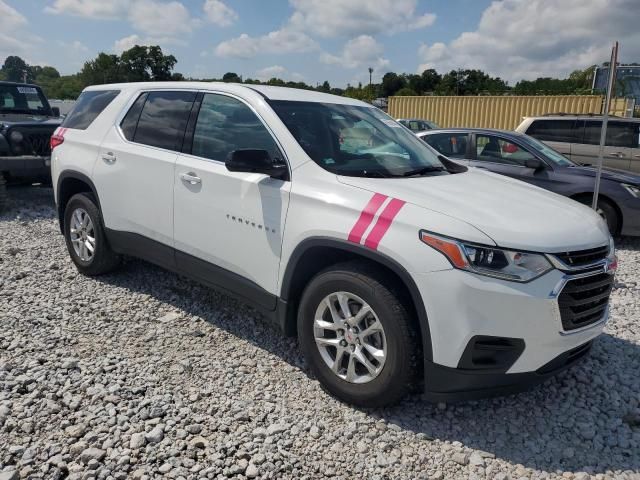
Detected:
left=313, top=291, right=387, bottom=384
left=69, top=207, right=96, bottom=262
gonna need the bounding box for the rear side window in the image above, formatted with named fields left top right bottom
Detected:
left=120, top=93, right=148, bottom=141
left=132, top=91, right=196, bottom=151
left=62, top=90, right=119, bottom=130
left=423, top=133, right=469, bottom=158
left=191, top=93, right=281, bottom=162
left=582, top=120, right=638, bottom=148
left=525, top=119, right=578, bottom=143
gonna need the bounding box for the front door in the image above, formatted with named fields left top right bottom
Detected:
left=471, top=133, right=556, bottom=189
left=173, top=93, right=291, bottom=309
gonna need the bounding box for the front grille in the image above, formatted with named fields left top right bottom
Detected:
left=8, top=127, right=53, bottom=156
left=555, top=245, right=609, bottom=268
left=558, top=273, right=613, bottom=331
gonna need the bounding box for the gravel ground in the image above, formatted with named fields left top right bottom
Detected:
left=0, top=187, right=639, bottom=480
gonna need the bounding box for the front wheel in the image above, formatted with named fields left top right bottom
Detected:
left=298, top=261, right=420, bottom=407
left=577, top=197, right=620, bottom=235
left=0, top=174, right=7, bottom=213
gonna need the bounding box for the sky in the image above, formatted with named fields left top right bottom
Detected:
left=1, top=0, right=639, bottom=88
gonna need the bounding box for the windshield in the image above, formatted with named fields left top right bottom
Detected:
left=520, top=134, right=575, bottom=167
left=0, top=84, right=52, bottom=116
left=270, top=101, right=446, bottom=177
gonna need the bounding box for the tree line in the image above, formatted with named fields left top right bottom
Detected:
left=0, top=45, right=607, bottom=100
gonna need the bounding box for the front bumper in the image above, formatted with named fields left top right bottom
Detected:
left=0, top=155, right=51, bottom=178
left=415, top=265, right=612, bottom=401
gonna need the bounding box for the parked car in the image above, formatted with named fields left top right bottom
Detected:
left=397, top=118, right=439, bottom=132
left=52, top=82, right=615, bottom=407
left=516, top=115, right=640, bottom=173
left=418, top=128, right=640, bottom=236
left=0, top=81, right=62, bottom=212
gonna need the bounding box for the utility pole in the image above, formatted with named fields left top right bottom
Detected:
left=368, top=67, right=373, bottom=100
left=593, top=41, right=618, bottom=211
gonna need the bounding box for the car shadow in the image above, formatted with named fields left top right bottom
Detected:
left=93, top=258, right=640, bottom=475
left=6, top=186, right=640, bottom=475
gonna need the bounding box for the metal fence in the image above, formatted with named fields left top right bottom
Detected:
left=388, top=95, right=633, bottom=130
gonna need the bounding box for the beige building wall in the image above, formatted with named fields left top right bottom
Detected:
left=388, top=96, right=630, bottom=130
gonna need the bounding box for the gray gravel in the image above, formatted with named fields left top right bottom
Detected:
left=1, top=187, right=639, bottom=480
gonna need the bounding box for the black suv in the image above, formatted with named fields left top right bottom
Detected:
left=0, top=81, right=62, bottom=211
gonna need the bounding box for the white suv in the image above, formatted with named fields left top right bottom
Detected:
left=51, top=82, right=617, bottom=407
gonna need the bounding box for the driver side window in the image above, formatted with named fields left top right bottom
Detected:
left=476, top=135, right=536, bottom=166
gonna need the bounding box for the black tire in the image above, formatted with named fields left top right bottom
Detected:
left=577, top=197, right=620, bottom=235
left=298, top=261, right=420, bottom=408
left=0, top=174, right=7, bottom=213
left=63, top=192, right=120, bottom=276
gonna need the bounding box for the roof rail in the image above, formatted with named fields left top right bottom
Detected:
left=541, top=112, right=621, bottom=118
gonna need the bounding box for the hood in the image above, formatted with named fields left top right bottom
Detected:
left=564, top=165, right=640, bottom=185
left=338, top=169, right=610, bottom=252
left=0, top=114, right=62, bottom=127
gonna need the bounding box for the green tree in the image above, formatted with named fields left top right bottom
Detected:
left=81, top=53, right=122, bottom=85
left=222, top=72, right=242, bottom=82
left=380, top=72, right=406, bottom=97
left=1, top=56, right=32, bottom=82
left=395, top=87, right=418, bottom=96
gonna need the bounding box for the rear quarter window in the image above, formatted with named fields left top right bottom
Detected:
left=62, top=90, right=120, bottom=130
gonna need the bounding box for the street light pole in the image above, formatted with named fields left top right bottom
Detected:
left=368, top=67, right=373, bottom=99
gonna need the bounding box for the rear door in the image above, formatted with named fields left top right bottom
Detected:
left=524, top=119, right=576, bottom=157
left=95, top=90, right=196, bottom=248
left=173, top=92, right=291, bottom=306
left=421, top=132, right=472, bottom=166
left=572, top=120, right=633, bottom=171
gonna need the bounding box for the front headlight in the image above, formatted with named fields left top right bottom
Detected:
left=621, top=183, right=640, bottom=198
left=420, top=231, right=553, bottom=282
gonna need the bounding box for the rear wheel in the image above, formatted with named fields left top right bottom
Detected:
left=0, top=174, right=7, bottom=213
left=64, top=192, right=120, bottom=276
left=577, top=196, right=620, bottom=235
left=298, top=261, right=419, bottom=407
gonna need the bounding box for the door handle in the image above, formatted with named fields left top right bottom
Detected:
left=608, top=152, right=625, bottom=158
left=102, top=152, right=116, bottom=164
left=180, top=172, right=201, bottom=185
left=633, top=154, right=640, bottom=159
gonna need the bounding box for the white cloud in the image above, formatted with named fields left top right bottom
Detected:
left=0, top=1, right=39, bottom=60
left=215, top=28, right=317, bottom=58
left=417, top=0, right=640, bottom=83
left=45, top=0, right=198, bottom=45
left=113, top=34, right=142, bottom=53
left=288, top=0, right=435, bottom=37
left=129, top=0, right=196, bottom=37
left=255, top=65, right=305, bottom=82
left=320, top=35, right=389, bottom=70
left=256, top=65, right=286, bottom=81
left=45, top=0, right=128, bottom=18
left=203, top=0, right=237, bottom=27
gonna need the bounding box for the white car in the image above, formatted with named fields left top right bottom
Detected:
left=51, top=82, right=617, bottom=407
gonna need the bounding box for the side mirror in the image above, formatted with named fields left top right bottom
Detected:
left=225, top=149, right=288, bottom=180
left=525, top=158, right=545, bottom=171
left=51, top=106, right=60, bottom=117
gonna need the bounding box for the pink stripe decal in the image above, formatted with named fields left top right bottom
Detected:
left=348, top=193, right=387, bottom=244
left=364, top=198, right=406, bottom=250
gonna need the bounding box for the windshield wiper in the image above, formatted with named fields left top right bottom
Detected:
left=402, top=166, right=447, bottom=177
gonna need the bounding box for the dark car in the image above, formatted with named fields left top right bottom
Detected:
left=418, top=128, right=640, bottom=236
left=0, top=81, right=62, bottom=211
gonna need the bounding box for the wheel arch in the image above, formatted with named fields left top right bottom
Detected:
left=56, top=170, right=102, bottom=234
left=570, top=191, right=622, bottom=234
left=279, top=237, right=433, bottom=362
